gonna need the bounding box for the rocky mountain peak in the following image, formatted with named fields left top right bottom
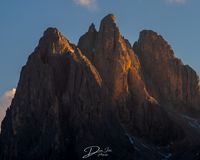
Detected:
left=98, top=14, right=119, bottom=44
left=100, top=14, right=116, bottom=25
left=133, top=29, right=200, bottom=113
left=136, top=30, right=176, bottom=62
left=1, top=14, right=200, bottom=160
left=35, top=27, right=74, bottom=59
left=88, top=23, right=96, bottom=33
left=43, top=27, right=60, bottom=39
left=139, top=29, right=159, bottom=37
left=78, top=15, right=146, bottom=103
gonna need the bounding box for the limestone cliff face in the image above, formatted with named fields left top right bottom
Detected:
left=0, top=15, right=200, bottom=160
left=133, top=30, right=200, bottom=114
left=1, top=25, right=142, bottom=160
left=79, top=14, right=146, bottom=104
left=78, top=15, right=181, bottom=146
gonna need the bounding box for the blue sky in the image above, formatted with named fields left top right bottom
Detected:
left=0, top=0, right=200, bottom=95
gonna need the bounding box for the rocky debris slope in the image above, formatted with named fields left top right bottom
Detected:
left=0, top=14, right=200, bottom=160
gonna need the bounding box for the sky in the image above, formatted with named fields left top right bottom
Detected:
left=0, top=0, right=200, bottom=97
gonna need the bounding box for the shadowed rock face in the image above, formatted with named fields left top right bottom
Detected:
left=0, top=15, right=200, bottom=160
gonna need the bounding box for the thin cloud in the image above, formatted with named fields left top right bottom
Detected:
left=73, top=0, right=97, bottom=10
left=166, top=0, right=187, bottom=4
left=0, top=88, right=16, bottom=130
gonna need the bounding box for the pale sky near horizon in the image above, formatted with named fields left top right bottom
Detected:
left=0, top=0, right=200, bottom=96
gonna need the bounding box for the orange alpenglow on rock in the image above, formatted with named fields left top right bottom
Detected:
left=0, top=14, right=200, bottom=160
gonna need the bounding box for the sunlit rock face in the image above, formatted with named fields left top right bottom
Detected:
left=78, top=15, right=182, bottom=146
left=133, top=30, right=200, bottom=114
left=0, top=15, right=200, bottom=160
left=79, top=14, right=142, bottom=103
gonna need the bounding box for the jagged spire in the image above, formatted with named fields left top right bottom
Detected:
left=35, top=27, right=74, bottom=57
left=99, top=14, right=117, bottom=33
left=88, top=23, right=96, bottom=32
left=101, top=14, right=116, bottom=24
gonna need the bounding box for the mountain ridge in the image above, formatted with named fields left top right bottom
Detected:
left=0, top=14, right=200, bottom=160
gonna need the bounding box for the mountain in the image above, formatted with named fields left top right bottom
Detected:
left=133, top=30, right=200, bottom=114
left=0, top=14, right=200, bottom=160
